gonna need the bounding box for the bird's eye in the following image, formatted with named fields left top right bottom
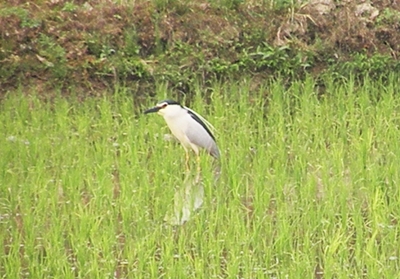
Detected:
left=161, top=103, right=168, bottom=108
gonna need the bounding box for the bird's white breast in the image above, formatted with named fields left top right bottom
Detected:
left=161, top=106, right=192, bottom=148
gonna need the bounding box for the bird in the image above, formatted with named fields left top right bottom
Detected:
left=144, top=99, right=220, bottom=173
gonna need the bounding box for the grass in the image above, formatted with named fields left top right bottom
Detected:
left=1, top=76, right=400, bottom=278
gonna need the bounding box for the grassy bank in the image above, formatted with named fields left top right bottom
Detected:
left=1, top=76, right=400, bottom=278
left=1, top=0, right=400, bottom=95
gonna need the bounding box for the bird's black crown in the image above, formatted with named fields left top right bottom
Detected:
left=158, top=99, right=181, bottom=106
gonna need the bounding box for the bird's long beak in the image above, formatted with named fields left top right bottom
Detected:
left=144, top=106, right=160, bottom=114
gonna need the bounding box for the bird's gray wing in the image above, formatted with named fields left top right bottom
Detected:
left=186, top=111, right=220, bottom=158
left=186, top=110, right=216, bottom=140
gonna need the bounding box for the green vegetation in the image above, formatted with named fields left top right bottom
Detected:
left=1, top=1, right=400, bottom=277
left=1, top=76, right=400, bottom=278
left=1, top=0, right=400, bottom=95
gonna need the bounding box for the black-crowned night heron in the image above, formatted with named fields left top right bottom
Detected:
left=144, top=100, right=220, bottom=172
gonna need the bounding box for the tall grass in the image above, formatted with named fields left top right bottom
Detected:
left=1, top=76, right=400, bottom=278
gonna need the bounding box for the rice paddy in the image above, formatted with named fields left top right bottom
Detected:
left=1, top=76, right=400, bottom=278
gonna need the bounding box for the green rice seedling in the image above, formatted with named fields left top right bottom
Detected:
left=1, top=75, right=400, bottom=278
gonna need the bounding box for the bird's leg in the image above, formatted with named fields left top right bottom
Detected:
left=195, top=153, right=201, bottom=183
left=185, top=150, right=190, bottom=173
left=196, top=153, right=201, bottom=174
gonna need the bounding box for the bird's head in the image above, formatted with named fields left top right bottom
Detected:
left=144, top=100, right=182, bottom=117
